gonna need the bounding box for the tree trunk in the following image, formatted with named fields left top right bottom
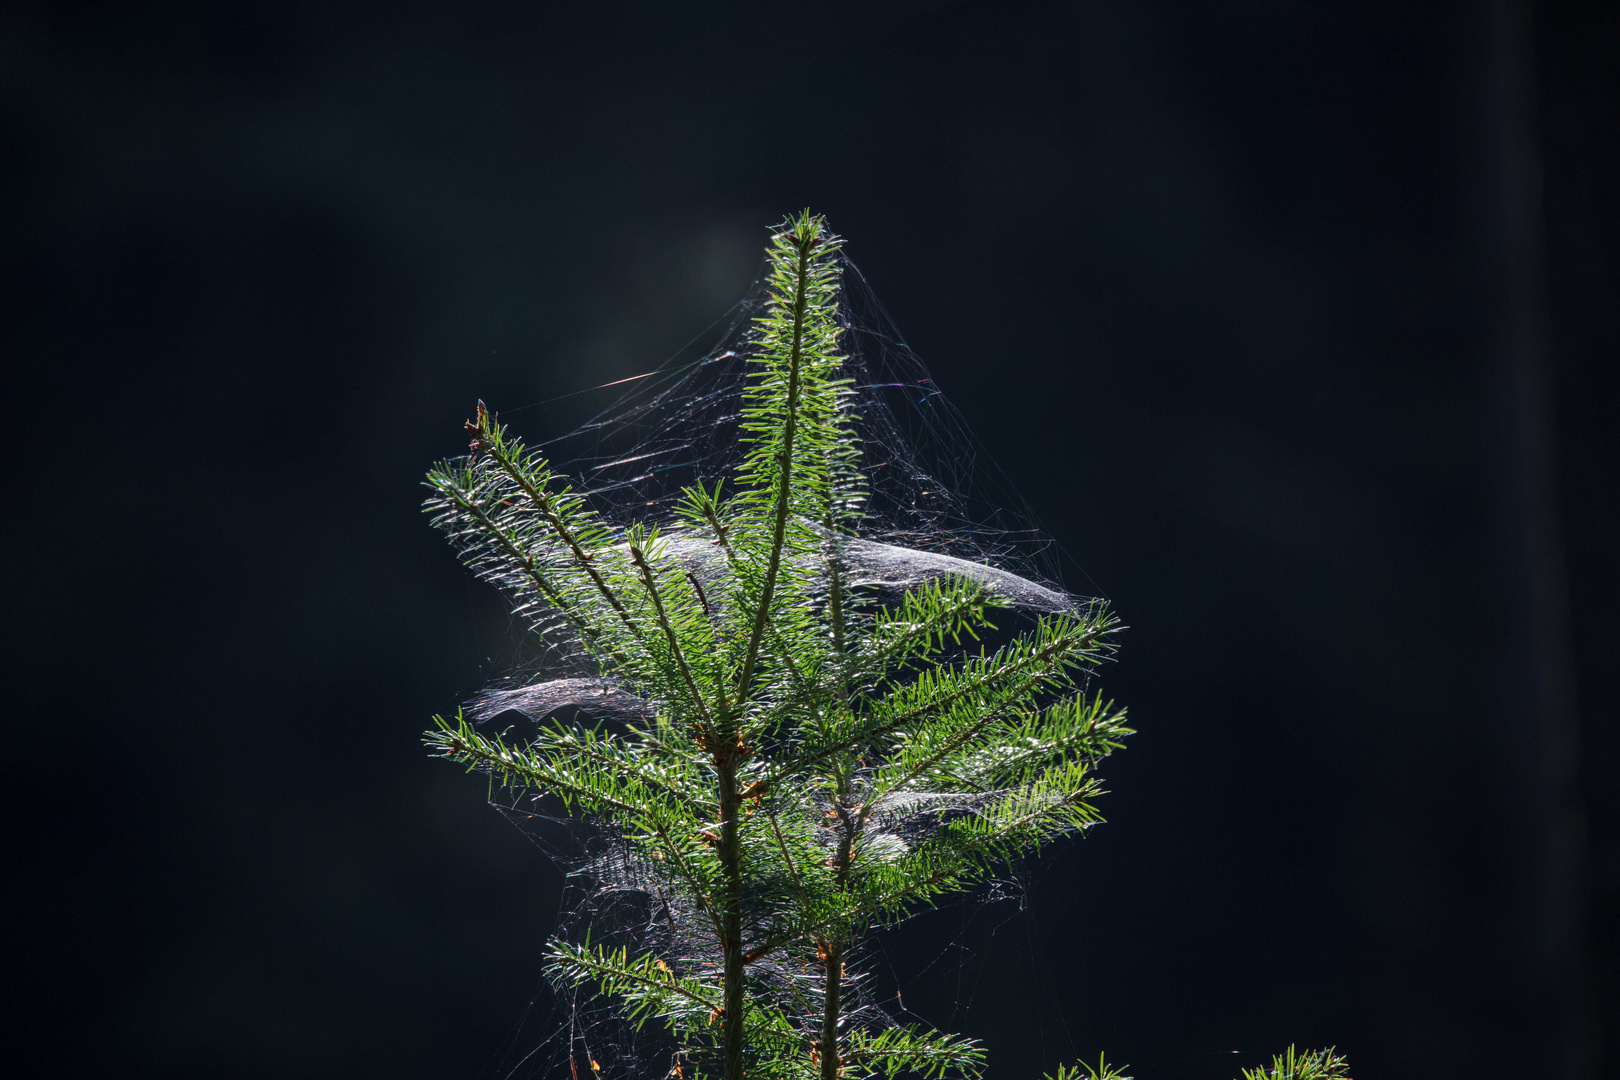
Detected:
left=718, top=754, right=746, bottom=1080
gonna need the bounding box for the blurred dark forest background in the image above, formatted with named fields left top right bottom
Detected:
left=3, top=2, right=1615, bottom=1078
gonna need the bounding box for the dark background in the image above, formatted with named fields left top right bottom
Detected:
left=3, top=2, right=1615, bottom=1078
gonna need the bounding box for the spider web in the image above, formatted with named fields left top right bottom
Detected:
left=461, top=250, right=1101, bottom=1080
left=532, top=256, right=1069, bottom=589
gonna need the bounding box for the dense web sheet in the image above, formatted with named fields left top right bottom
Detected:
left=460, top=252, right=1102, bottom=1080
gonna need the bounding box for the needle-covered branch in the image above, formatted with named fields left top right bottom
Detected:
left=769, top=610, right=1119, bottom=788
left=428, top=713, right=692, bottom=831
left=845, top=1026, right=986, bottom=1080
left=1240, top=1046, right=1352, bottom=1080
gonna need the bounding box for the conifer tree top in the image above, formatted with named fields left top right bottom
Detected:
left=425, top=212, right=1131, bottom=1080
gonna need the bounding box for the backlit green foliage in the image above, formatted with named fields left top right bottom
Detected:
left=1042, top=1043, right=1352, bottom=1080
left=424, top=212, right=1133, bottom=1080
left=1240, top=1045, right=1351, bottom=1080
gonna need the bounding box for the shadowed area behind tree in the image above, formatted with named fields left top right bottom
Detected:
left=2, top=2, right=1613, bottom=1079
